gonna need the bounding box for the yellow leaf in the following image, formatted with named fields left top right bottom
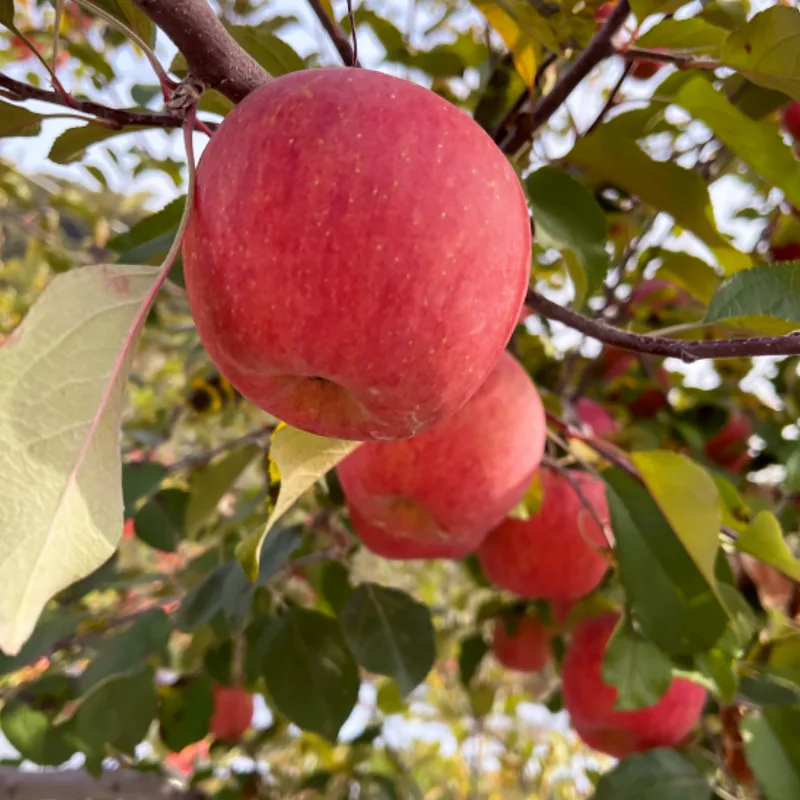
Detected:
left=632, top=451, right=721, bottom=590
left=738, top=510, right=800, bottom=582
left=236, top=425, right=360, bottom=579
left=508, top=471, right=543, bottom=520
left=472, top=1, right=539, bottom=85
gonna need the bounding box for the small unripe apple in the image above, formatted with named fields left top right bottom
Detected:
left=562, top=614, right=707, bottom=758
left=477, top=467, right=610, bottom=600
left=339, top=351, right=546, bottom=559
left=210, top=685, right=253, bottom=741
left=491, top=612, right=551, bottom=673
left=781, top=102, right=800, bottom=140
left=183, top=68, right=532, bottom=441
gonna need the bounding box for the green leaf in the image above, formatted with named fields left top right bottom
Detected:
left=567, top=113, right=750, bottom=274
left=236, top=426, right=359, bottom=580
left=0, top=264, right=159, bottom=656
left=742, top=706, right=800, bottom=800
left=319, top=561, right=354, bottom=615
left=632, top=452, right=722, bottom=600
left=116, top=0, right=157, bottom=48
left=604, top=467, right=728, bottom=656
left=636, top=18, right=728, bottom=55
left=0, top=98, right=42, bottom=138
left=186, top=444, right=259, bottom=535
left=675, top=77, right=800, bottom=209
left=262, top=607, right=359, bottom=741
left=629, top=0, right=687, bottom=22
left=525, top=166, right=609, bottom=306
left=721, top=6, right=800, bottom=103
left=655, top=252, right=720, bottom=305
left=340, top=584, right=435, bottom=696
left=0, top=613, right=76, bottom=676
left=256, top=525, right=304, bottom=585
left=0, top=0, right=14, bottom=28
left=158, top=675, right=214, bottom=752
left=738, top=510, right=800, bottom=582
left=603, top=616, right=674, bottom=711
left=109, top=196, right=186, bottom=265
left=705, top=263, right=800, bottom=333
left=130, top=83, right=160, bottom=106
left=0, top=702, right=76, bottom=766
left=178, top=561, right=254, bottom=633
left=459, top=633, right=489, bottom=688
left=227, top=25, right=305, bottom=75
left=66, top=668, right=158, bottom=757
left=49, top=124, right=145, bottom=165
left=122, top=461, right=166, bottom=517
left=594, top=749, right=711, bottom=800
left=80, top=609, right=171, bottom=690
left=134, top=488, right=189, bottom=552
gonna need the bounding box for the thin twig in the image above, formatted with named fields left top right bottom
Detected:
left=346, top=0, right=358, bottom=66
left=307, top=0, right=357, bottom=66
left=584, top=60, right=633, bottom=136
left=0, top=72, right=213, bottom=130
left=526, top=289, right=800, bottom=361
left=163, top=424, right=275, bottom=473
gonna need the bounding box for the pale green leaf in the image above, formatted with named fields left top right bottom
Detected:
left=525, top=166, right=609, bottom=306
left=632, top=451, right=721, bottom=593
left=742, top=706, right=800, bottom=800
left=0, top=98, right=42, bottom=138
left=567, top=115, right=750, bottom=274
left=594, top=749, right=711, bottom=800
left=636, top=18, right=728, bottom=56
left=738, top=511, right=800, bottom=582
left=235, top=426, right=359, bottom=579
left=116, top=0, right=156, bottom=49
left=675, top=77, right=800, bottom=208
left=705, top=263, right=800, bottom=333
left=340, top=583, right=435, bottom=696
left=185, top=444, right=259, bottom=535
left=655, top=251, right=720, bottom=305
left=0, top=264, right=159, bottom=655
left=721, top=6, right=800, bottom=103
left=603, top=616, right=674, bottom=711
left=604, top=467, right=728, bottom=656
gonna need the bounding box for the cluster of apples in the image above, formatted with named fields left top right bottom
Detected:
left=182, top=68, right=706, bottom=759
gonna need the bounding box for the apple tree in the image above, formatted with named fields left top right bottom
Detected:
left=2, top=0, right=800, bottom=798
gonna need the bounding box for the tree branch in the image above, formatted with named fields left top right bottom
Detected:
left=0, top=766, right=206, bottom=799
left=622, top=46, right=718, bottom=71
left=527, top=0, right=630, bottom=137
left=0, top=72, right=204, bottom=129
left=130, top=0, right=269, bottom=103
left=307, top=0, right=357, bottom=66
left=526, top=290, right=800, bottom=361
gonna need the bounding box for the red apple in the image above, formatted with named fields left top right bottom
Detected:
left=562, top=614, right=707, bottom=758
left=770, top=240, right=800, bottom=262
left=575, top=398, right=618, bottom=438
left=210, top=685, right=253, bottom=741
left=594, top=2, right=615, bottom=25
left=600, top=346, right=669, bottom=417
left=491, top=612, right=551, bottom=673
left=781, top=102, right=800, bottom=140
left=630, top=57, right=664, bottom=80
left=165, top=740, right=210, bottom=775
left=704, top=409, right=751, bottom=473
left=183, top=68, right=531, bottom=441
left=338, top=351, right=546, bottom=559
left=477, top=467, right=610, bottom=600
left=122, top=519, right=135, bottom=540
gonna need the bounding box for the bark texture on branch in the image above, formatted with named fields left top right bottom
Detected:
left=130, top=0, right=269, bottom=102
left=0, top=765, right=206, bottom=799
